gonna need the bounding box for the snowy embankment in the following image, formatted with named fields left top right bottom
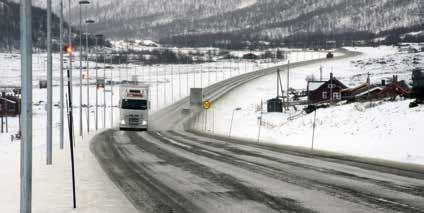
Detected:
left=197, top=46, right=424, bottom=165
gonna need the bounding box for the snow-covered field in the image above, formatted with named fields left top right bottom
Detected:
left=197, top=46, right=424, bottom=165
left=0, top=49, right=325, bottom=212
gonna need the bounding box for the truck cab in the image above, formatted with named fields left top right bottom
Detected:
left=119, top=85, right=150, bottom=131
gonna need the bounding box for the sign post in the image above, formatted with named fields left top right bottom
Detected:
left=202, top=100, right=211, bottom=131
left=202, top=100, right=211, bottom=110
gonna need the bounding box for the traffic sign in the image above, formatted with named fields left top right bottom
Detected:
left=203, top=100, right=212, bottom=110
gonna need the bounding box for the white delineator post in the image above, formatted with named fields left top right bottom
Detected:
left=20, top=0, right=33, bottom=211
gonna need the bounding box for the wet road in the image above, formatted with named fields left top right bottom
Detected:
left=91, top=129, right=424, bottom=213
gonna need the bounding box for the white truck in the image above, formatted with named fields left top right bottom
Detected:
left=119, top=85, right=150, bottom=131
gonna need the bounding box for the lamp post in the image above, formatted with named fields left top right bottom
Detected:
left=103, top=55, right=106, bottom=128
left=46, top=0, right=53, bottom=165
left=85, top=19, right=95, bottom=133
left=229, top=107, right=242, bottom=137
left=68, top=0, right=73, bottom=137
left=59, top=0, right=64, bottom=149
left=78, top=0, right=90, bottom=137
left=20, top=0, right=33, bottom=211
left=94, top=34, right=103, bottom=131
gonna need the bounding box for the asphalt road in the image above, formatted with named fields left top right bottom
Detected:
left=90, top=50, right=424, bottom=212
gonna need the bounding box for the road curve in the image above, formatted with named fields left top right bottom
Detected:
left=91, top=50, right=424, bottom=212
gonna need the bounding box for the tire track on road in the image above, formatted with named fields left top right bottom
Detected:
left=155, top=131, right=424, bottom=213
left=139, top=131, right=395, bottom=213
left=127, top=131, right=317, bottom=213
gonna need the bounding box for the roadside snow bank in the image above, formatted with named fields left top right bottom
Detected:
left=203, top=46, right=424, bottom=165
left=0, top=132, right=138, bottom=213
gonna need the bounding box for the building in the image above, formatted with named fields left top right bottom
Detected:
left=307, top=73, right=348, bottom=103
left=379, top=76, right=411, bottom=99
left=412, top=69, right=424, bottom=100
left=0, top=94, right=20, bottom=117
left=341, top=83, right=369, bottom=100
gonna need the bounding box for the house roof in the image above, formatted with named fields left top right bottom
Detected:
left=308, top=81, right=326, bottom=91
left=341, top=83, right=368, bottom=93
left=307, top=77, right=347, bottom=92
left=355, top=87, right=382, bottom=98
left=380, top=82, right=411, bottom=95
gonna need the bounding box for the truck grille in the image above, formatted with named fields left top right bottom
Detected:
left=129, top=118, right=140, bottom=125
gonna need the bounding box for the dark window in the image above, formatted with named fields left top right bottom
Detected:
left=121, top=99, right=148, bottom=110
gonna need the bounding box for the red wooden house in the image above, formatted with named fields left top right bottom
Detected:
left=307, top=73, right=348, bottom=103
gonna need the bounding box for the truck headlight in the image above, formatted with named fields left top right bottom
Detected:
left=120, top=120, right=126, bottom=125
left=142, top=120, right=147, bottom=125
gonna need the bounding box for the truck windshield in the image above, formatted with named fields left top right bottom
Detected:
left=121, top=99, right=148, bottom=110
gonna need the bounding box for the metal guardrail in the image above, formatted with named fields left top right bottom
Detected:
left=149, top=49, right=361, bottom=131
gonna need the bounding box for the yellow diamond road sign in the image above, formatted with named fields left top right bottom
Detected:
left=203, top=100, right=211, bottom=110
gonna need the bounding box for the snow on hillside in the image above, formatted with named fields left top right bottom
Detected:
left=200, top=46, right=424, bottom=165
left=239, top=0, right=257, bottom=9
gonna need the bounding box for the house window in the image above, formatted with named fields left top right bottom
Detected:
left=333, top=92, right=341, bottom=100
left=322, top=91, right=328, bottom=99
left=328, top=84, right=336, bottom=89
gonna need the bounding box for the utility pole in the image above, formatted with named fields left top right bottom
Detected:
left=59, top=0, right=64, bottom=149
left=79, top=2, right=83, bottom=137
left=103, top=56, right=106, bottom=128
left=118, top=57, right=121, bottom=84
left=311, top=109, right=317, bottom=151
left=229, top=107, right=241, bottom=137
left=20, top=0, right=33, bottom=211
left=110, top=62, right=113, bottom=127
left=171, top=65, right=174, bottom=103
left=178, top=65, right=181, bottom=98
left=68, top=0, right=73, bottom=126
left=200, top=64, right=203, bottom=88
left=95, top=36, right=98, bottom=130
left=163, top=67, right=167, bottom=106
left=188, top=64, right=191, bottom=94
left=156, top=66, right=159, bottom=110
left=257, top=101, right=263, bottom=142
left=78, top=0, right=90, bottom=137
left=86, top=32, right=90, bottom=133
left=126, top=54, right=129, bottom=82
left=287, top=60, right=290, bottom=100
left=47, top=0, right=53, bottom=165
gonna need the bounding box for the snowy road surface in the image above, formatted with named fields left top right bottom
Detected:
left=91, top=130, right=424, bottom=213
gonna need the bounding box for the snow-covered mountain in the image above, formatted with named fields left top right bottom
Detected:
left=0, top=0, right=69, bottom=50
left=7, top=0, right=424, bottom=47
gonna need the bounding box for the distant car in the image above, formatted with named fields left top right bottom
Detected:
left=326, top=52, right=334, bottom=59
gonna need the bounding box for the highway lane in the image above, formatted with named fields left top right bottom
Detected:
left=90, top=50, right=424, bottom=212
left=91, top=130, right=424, bottom=213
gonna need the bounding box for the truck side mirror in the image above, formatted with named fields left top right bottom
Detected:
left=149, top=101, right=151, bottom=110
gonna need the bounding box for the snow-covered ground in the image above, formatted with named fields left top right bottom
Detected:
left=197, top=46, right=424, bottom=165
left=0, top=49, right=325, bottom=212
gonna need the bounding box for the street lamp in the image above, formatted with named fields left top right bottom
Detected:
left=94, top=34, right=103, bottom=130
left=85, top=19, right=95, bottom=133
left=78, top=0, right=90, bottom=137
left=229, top=107, right=242, bottom=137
